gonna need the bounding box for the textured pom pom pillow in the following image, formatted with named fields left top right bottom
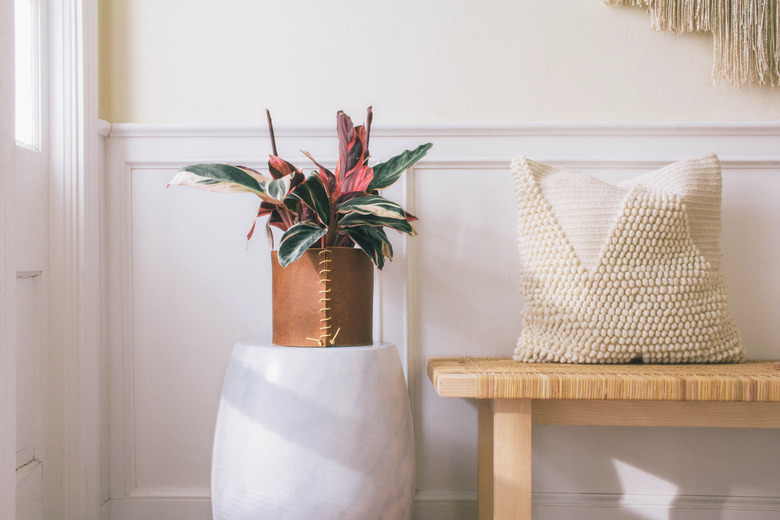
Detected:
left=512, top=154, right=745, bottom=364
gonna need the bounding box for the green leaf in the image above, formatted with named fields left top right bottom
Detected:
left=338, top=212, right=416, bottom=235
left=345, top=226, right=393, bottom=269
left=168, top=163, right=272, bottom=199
left=289, top=174, right=330, bottom=225
left=337, top=195, right=416, bottom=235
left=367, top=143, right=432, bottom=191
left=278, top=222, right=327, bottom=268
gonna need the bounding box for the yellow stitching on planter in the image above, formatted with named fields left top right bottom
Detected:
left=317, top=249, right=333, bottom=345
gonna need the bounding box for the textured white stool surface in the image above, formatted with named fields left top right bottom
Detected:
left=212, top=341, right=414, bottom=520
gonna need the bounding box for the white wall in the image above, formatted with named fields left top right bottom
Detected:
left=99, top=1, right=780, bottom=519
left=106, top=123, right=780, bottom=520
left=98, top=0, right=780, bottom=124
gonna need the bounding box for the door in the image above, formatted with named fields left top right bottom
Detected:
left=10, top=0, right=49, bottom=519
left=1, top=0, right=19, bottom=516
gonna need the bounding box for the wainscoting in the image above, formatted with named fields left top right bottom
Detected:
left=105, top=122, right=780, bottom=520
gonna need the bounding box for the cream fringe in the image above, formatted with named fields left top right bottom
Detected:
left=604, top=0, right=780, bottom=87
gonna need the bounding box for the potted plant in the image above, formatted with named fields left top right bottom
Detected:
left=168, top=107, right=431, bottom=346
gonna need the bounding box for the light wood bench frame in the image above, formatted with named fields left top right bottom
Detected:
left=427, top=358, right=780, bottom=520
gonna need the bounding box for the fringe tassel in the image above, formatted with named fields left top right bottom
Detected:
left=604, top=0, right=780, bottom=87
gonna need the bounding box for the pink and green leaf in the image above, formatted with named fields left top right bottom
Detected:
left=337, top=194, right=416, bottom=233
left=301, top=150, right=338, bottom=197
left=334, top=191, right=368, bottom=207
left=278, top=222, right=327, bottom=268
left=289, top=173, right=330, bottom=225
left=268, top=156, right=300, bottom=180
left=337, top=194, right=407, bottom=220
left=264, top=220, right=274, bottom=249
left=246, top=201, right=276, bottom=242
left=339, top=165, right=374, bottom=194
left=337, top=111, right=355, bottom=179
left=337, top=110, right=369, bottom=177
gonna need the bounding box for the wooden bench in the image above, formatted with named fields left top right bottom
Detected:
left=427, top=358, right=780, bottom=520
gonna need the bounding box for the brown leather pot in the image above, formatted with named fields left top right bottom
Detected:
left=271, top=247, right=374, bottom=347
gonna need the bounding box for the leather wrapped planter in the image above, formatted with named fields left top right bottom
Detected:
left=272, top=247, right=374, bottom=346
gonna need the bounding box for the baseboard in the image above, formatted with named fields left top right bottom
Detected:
left=104, top=490, right=780, bottom=519
left=413, top=491, right=478, bottom=520
left=412, top=491, right=780, bottom=520
left=109, top=497, right=211, bottom=520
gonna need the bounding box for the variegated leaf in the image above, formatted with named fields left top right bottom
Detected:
left=289, top=173, right=330, bottom=225
left=345, top=225, right=393, bottom=269
left=367, top=143, right=432, bottom=191
left=337, top=194, right=406, bottom=220
left=278, top=222, right=327, bottom=268
left=235, top=165, right=273, bottom=185
left=264, top=220, right=274, bottom=249
left=268, top=207, right=289, bottom=231
left=168, top=163, right=274, bottom=201
left=246, top=202, right=276, bottom=243
left=301, top=150, right=338, bottom=197
left=340, top=165, right=374, bottom=194
left=337, top=111, right=355, bottom=177
left=338, top=211, right=416, bottom=235
left=268, top=156, right=300, bottom=180
left=334, top=190, right=368, bottom=206
left=267, top=170, right=304, bottom=201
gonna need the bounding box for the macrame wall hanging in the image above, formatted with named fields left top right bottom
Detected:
left=604, top=0, right=780, bottom=87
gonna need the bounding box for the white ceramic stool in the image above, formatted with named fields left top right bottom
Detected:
left=211, top=340, right=414, bottom=520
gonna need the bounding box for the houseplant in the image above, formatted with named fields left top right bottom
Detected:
left=168, top=108, right=431, bottom=346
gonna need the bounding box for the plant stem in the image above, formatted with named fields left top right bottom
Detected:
left=365, top=106, right=373, bottom=165
left=266, top=108, right=278, bottom=156
left=324, top=204, right=338, bottom=247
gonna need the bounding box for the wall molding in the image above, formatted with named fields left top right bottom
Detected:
left=106, top=122, right=780, bottom=520
left=128, top=487, right=210, bottom=499
left=107, top=121, right=780, bottom=139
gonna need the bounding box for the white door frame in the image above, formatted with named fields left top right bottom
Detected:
left=46, top=0, right=103, bottom=518
left=0, top=0, right=101, bottom=518
left=1, top=0, right=18, bottom=519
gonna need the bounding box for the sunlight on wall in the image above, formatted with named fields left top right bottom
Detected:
left=612, top=459, right=679, bottom=520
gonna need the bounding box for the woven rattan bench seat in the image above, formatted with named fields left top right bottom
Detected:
left=427, top=358, right=780, bottom=401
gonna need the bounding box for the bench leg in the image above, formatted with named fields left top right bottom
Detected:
left=480, top=399, right=532, bottom=520
left=478, top=400, right=494, bottom=520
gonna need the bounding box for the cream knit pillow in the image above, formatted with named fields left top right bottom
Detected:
left=512, top=154, right=745, bottom=364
